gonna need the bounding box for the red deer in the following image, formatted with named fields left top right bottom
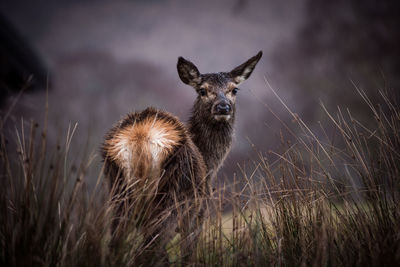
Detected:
left=102, top=51, right=262, bottom=261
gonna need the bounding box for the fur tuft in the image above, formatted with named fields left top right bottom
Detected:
left=102, top=108, right=189, bottom=184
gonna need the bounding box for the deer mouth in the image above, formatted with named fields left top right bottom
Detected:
left=213, top=114, right=231, bottom=121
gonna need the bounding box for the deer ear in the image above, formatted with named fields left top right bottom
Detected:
left=230, top=51, right=262, bottom=85
left=177, top=57, right=201, bottom=87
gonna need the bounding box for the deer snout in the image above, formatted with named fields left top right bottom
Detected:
left=216, top=102, right=231, bottom=115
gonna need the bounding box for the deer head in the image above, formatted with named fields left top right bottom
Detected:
left=177, top=51, right=262, bottom=122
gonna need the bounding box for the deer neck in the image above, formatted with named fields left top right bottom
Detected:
left=188, top=105, right=234, bottom=177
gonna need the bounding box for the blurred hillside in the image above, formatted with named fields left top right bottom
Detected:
left=272, top=0, right=400, bottom=123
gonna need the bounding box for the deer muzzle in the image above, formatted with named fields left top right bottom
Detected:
left=212, top=97, right=233, bottom=121
left=216, top=102, right=231, bottom=115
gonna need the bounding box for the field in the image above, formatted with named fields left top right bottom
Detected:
left=1, top=86, right=399, bottom=266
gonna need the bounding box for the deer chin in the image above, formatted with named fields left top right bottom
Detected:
left=213, top=114, right=231, bottom=121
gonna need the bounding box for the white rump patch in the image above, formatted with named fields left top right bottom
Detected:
left=109, top=120, right=180, bottom=178
left=148, top=126, right=177, bottom=166
left=112, top=137, right=133, bottom=172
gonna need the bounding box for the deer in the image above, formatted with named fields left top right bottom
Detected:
left=101, top=51, right=262, bottom=263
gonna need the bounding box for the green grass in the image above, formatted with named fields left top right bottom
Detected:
left=1, top=86, right=399, bottom=266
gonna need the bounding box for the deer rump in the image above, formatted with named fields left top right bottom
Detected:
left=102, top=107, right=207, bottom=222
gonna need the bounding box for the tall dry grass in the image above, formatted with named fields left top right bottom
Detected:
left=1, top=85, right=399, bottom=266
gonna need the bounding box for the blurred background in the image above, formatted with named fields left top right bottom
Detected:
left=1, top=0, right=399, bottom=182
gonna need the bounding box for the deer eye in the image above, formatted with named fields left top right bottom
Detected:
left=232, top=88, right=239, bottom=95
left=199, top=88, right=207, bottom=96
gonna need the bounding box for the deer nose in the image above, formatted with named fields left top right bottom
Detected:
left=216, top=102, right=231, bottom=114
